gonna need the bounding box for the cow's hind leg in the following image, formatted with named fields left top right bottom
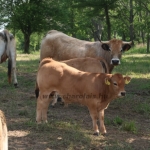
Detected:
left=99, top=109, right=107, bottom=135
left=9, top=49, right=18, bottom=87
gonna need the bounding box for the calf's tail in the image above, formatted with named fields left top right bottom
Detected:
left=8, top=58, right=12, bottom=84
left=35, top=81, right=39, bottom=98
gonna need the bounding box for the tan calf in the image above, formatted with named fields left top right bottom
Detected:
left=0, top=110, right=8, bottom=150
left=35, top=58, right=131, bottom=135
left=51, top=57, right=109, bottom=106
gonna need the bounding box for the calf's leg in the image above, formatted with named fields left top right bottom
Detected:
left=89, top=109, right=99, bottom=136
left=51, top=92, right=58, bottom=107
left=99, top=109, right=107, bottom=134
left=36, top=92, right=52, bottom=123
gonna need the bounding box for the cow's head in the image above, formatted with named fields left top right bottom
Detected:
left=105, top=73, right=131, bottom=97
left=101, top=39, right=132, bottom=66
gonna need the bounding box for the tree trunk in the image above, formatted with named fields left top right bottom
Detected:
left=104, top=5, right=111, bottom=40
left=129, top=0, right=134, bottom=41
left=147, top=33, right=150, bottom=53
left=23, top=33, right=30, bottom=54
left=91, top=18, right=103, bottom=41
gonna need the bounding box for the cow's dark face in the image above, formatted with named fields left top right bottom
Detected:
left=101, top=39, right=132, bottom=66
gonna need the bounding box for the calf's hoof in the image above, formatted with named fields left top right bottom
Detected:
left=93, top=132, right=99, bottom=136
left=36, top=121, right=42, bottom=124
left=51, top=105, right=55, bottom=108
left=14, top=83, right=18, bottom=88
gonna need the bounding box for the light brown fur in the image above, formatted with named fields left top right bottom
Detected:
left=51, top=57, right=109, bottom=106
left=40, top=30, right=132, bottom=73
left=0, top=110, right=8, bottom=150
left=36, top=58, right=131, bottom=135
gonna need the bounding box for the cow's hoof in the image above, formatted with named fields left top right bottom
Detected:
left=14, top=83, right=18, bottom=88
left=93, top=132, right=99, bottom=136
left=51, top=105, right=55, bottom=108
left=60, top=102, right=65, bottom=105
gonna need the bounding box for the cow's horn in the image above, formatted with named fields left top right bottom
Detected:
left=101, top=41, right=109, bottom=44
left=122, top=41, right=132, bottom=45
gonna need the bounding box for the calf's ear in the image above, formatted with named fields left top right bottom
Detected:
left=124, top=76, right=131, bottom=84
left=102, top=44, right=110, bottom=51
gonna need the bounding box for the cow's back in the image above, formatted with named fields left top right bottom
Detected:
left=40, top=30, right=102, bottom=61
left=62, top=57, right=109, bottom=73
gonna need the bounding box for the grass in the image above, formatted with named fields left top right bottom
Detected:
left=0, top=48, right=150, bottom=149
left=122, top=121, right=138, bottom=134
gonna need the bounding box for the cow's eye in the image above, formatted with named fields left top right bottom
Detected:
left=121, top=48, right=123, bottom=52
left=113, top=82, right=118, bottom=86
left=109, top=48, right=111, bottom=51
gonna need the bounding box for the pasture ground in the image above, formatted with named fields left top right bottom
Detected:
left=0, top=51, right=150, bottom=150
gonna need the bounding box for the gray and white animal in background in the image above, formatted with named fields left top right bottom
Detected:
left=0, top=110, right=8, bottom=150
left=40, top=30, right=132, bottom=73
left=0, top=29, right=18, bottom=87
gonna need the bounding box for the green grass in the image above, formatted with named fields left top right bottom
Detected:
left=0, top=50, right=150, bottom=149
left=122, top=121, right=138, bottom=134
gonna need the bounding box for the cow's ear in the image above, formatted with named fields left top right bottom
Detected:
left=124, top=76, right=131, bottom=84
left=102, top=44, right=110, bottom=51
left=122, top=44, right=131, bottom=51
left=105, top=77, right=111, bottom=85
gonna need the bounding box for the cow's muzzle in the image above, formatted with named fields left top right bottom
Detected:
left=120, top=91, right=126, bottom=96
left=111, top=59, right=120, bottom=66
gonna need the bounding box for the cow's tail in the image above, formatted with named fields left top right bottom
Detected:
left=35, top=81, right=39, bottom=98
left=98, top=57, right=109, bottom=73
left=8, top=58, right=12, bottom=84
left=3, top=29, right=10, bottom=54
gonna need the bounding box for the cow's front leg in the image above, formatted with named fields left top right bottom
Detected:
left=89, top=109, right=99, bottom=136
left=99, top=109, right=107, bottom=135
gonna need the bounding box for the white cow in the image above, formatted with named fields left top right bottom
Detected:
left=0, top=29, right=18, bottom=87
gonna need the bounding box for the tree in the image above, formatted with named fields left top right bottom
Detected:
left=74, top=0, right=119, bottom=40
left=0, top=0, right=60, bottom=53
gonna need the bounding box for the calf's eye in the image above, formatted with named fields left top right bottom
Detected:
left=113, top=82, right=118, bottom=86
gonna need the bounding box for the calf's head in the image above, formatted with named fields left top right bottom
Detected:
left=101, top=39, right=132, bottom=65
left=105, top=73, right=131, bottom=97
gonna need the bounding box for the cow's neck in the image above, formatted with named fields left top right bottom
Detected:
left=108, top=64, right=114, bottom=73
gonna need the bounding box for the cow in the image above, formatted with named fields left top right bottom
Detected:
left=40, top=30, right=132, bottom=73
left=35, top=58, right=131, bottom=135
left=0, top=110, right=8, bottom=150
left=51, top=57, right=109, bottom=107
left=0, top=29, right=18, bottom=87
